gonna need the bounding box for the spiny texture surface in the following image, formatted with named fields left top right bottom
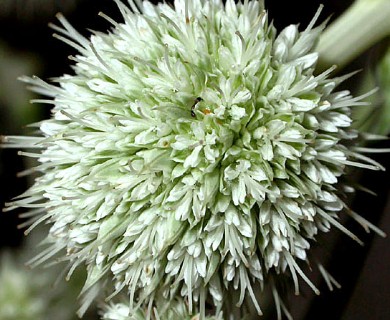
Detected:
left=3, top=0, right=384, bottom=319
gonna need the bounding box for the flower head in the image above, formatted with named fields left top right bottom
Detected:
left=3, top=0, right=385, bottom=318
left=101, top=297, right=223, bottom=320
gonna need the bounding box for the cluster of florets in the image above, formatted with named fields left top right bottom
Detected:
left=3, top=0, right=384, bottom=319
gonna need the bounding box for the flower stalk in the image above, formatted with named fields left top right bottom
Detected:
left=317, top=0, right=390, bottom=72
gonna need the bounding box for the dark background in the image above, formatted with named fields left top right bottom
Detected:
left=0, top=1, right=389, bottom=319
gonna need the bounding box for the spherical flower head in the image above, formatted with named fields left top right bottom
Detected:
left=101, top=297, right=223, bottom=320
left=3, top=0, right=385, bottom=318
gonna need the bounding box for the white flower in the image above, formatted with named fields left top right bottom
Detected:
left=2, top=0, right=386, bottom=319
left=101, top=297, right=223, bottom=320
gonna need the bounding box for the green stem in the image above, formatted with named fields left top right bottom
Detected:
left=317, top=0, right=390, bottom=72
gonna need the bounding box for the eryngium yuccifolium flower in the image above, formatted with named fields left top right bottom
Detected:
left=101, top=297, right=223, bottom=320
left=2, top=0, right=386, bottom=318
